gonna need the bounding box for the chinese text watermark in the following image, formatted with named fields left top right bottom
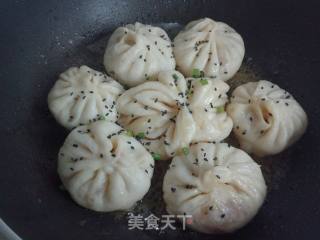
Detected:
left=128, top=213, right=192, bottom=231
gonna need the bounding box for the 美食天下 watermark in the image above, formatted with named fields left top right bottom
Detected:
left=128, top=213, right=192, bottom=231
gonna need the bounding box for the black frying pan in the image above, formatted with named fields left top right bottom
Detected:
left=1, top=0, right=320, bottom=239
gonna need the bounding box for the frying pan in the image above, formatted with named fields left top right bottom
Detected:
left=1, top=0, right=320, bottom=239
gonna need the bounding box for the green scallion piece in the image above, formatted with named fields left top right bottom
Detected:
left=126, top=130, right=134, bottom=137
left=136, top=132, right=145, bottom=139
left=216, top=105, right=225, bottom=113
left=152, top=153, right=161, bottom=161
left=199, top=78, right=208, bottom=85
left=191, top=68, right=201, bottom=78
left=182, top=147, right=189, bottom=156
left=186, top=89, right=193, bottom=97
left=172, top=73, right=179, bottom=81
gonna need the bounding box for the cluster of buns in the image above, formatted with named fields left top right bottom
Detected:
left=47, top=18, right=308, bottom=233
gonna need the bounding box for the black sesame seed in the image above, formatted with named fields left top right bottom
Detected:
left=145, top=169, right=148, bottom=174
left=100, top=154, right=104, bottom=158
left=209, top=206, right=213, bottom=210
left=220, top=214, right=225, bottom=218
left=216, top=175, right=221, bottom=179
left=171, top=187, right=176, bottom=193
left=72, top=144, right=78, bottom=148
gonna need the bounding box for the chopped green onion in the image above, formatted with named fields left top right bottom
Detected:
left=152, top=153, right=161, bottom=161
left=199, top=78, right=208, bottom=85
left=136, top=132, right=145, bottom=139
left=186, top=89, right=193, bottom=97
left=191, top=68, right=201, bottom=78
left=126, top=130, right=134, bottom=137
left=182, top=147, right=189, bottom=156
left=172, top=73, right=179, bottom=81
left=216, top=105, right=225, bottom=113
left=98, top=116, right=106, bottom=121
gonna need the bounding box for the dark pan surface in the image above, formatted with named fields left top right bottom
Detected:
left=1, top=0, right=320, bottom=239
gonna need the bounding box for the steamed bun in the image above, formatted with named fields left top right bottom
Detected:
left=58, top=121, right=154, bottom=212
left=227, top=80, right=308, bottom=157
left=104, top=22, right=175, bottom=87
left=117, top=70, right=233, bottom=160
left=163, top=142, right=266, bottom=233
left=174, top=18, right=244, bottom=81
left=48, top=65, right=124, bottom=129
